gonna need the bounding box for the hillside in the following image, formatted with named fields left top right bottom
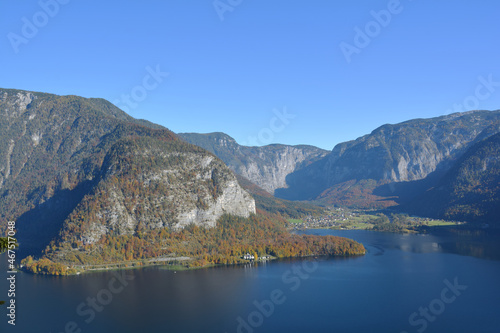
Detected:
left=406, top=132, right=500, bottom=224
left=178, top=132, right=329, bottom=194
left=0, top=88, right=367, bottom=275
left=276, top=110, right=500, bottom=208
left=0, top=88, right=255, bottom=257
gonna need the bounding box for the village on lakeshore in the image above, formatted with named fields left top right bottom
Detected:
left=289, top=208, right=464, bottom=232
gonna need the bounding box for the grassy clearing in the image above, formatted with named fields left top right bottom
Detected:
left=344, top=222, right=374, bottom=230
left=423, top=220, right=460, bottom=227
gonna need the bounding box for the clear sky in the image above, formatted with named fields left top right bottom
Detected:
left=1, top=0, right=500, bottom=150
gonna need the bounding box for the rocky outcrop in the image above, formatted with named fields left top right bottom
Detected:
left=175, top=177, right=255, bottom=229
left=72, top=142, right=256, bottom=245
left=179, top=132, right=329, bottom=194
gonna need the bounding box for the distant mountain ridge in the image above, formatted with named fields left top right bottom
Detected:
left=178, top=132, right=329, bottom=194
left=181, top=111, right=500, bottom=224
left=276, top=110, right=500, bottom=206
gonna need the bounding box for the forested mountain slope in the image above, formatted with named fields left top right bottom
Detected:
left=0, top=89, right=255, bottom=256
left=406, top=132, right=500, bottom=224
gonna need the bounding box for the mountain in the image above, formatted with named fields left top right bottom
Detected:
left=179, top=112, right=500, bottom=213
left=178, top=132, right=329, bottom=194
left=1, top=88, right=366, bottom=275
left=275, top=110, right=500, bottom=208
left=0, top=88, right=255, bottom=255
left=406, top=132, right=500, bottom=224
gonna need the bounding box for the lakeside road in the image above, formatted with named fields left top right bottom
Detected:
left=69, top=256, right=192, bottom=273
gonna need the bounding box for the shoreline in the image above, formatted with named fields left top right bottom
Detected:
left=18, top=250, right=367, bottom=276
left=292, top=224, right=499, bottom=237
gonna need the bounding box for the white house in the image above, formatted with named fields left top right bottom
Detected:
left=243, top=253, right=255, bottom=260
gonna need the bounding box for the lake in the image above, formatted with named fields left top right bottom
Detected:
left=1, top=229, right=499, bottom=333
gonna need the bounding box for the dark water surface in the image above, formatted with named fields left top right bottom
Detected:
left=1, top=229, right=500, bottom=333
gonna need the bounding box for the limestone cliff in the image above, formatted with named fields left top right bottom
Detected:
left=324, top=110, right=500, bottom=184
left=275, top=110, right=500, bottom=205
left=68, top=138, right=255, bottom=246
left=178, top=132, right=329, bottom=194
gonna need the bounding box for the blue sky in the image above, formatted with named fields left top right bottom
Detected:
left=1, top=0, right=500, bottom=150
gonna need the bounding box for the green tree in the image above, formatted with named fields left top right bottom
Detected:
left=0, top=237, right=8, bottom=253
left=0, top=237, right=7, bottom=305
left=0, top=237, right=17, bottom=253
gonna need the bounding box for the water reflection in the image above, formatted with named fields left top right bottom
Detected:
left=1, top=228, right=500, bottom=333
left=302, top=228, right=500, bottom=260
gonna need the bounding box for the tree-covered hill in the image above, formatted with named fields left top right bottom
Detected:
left=0, top=88, right=254, bottom=258
left=406, top=132, right=500, bottom=225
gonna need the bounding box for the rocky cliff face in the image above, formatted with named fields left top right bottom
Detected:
left=275, top=110, right=500, bottom=205
left=324, top=111, right=500, bottom=184
left=0, top=88, right=255, bottom=253
left=178, top=132, right=329, bottom=194
left=235, top=145, right=328, bottom=194
left=63, top=138, right=255, bottom=246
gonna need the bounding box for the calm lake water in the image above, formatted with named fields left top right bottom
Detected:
left=1, top=229, right=500, bottom=333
